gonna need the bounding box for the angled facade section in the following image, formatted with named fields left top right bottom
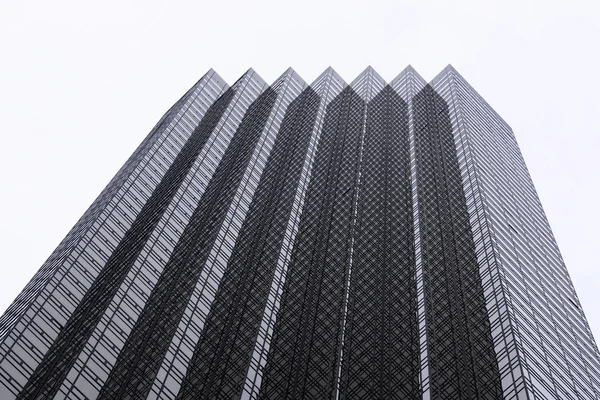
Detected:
left=431, top=66, right=600, bottom=400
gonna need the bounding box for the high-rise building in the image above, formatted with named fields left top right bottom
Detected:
left=1, top=66, right=598, bottom=400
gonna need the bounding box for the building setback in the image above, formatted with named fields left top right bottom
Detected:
left=1, top=66, right=599, bottom=400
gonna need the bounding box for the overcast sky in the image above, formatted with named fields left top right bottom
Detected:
left=1, top=0, right=599, bottom=338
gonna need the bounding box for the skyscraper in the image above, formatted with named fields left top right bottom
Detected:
left=0, top=65, right=598, bottom=399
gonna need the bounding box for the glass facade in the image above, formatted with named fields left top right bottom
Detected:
left=0, top=66, right=598, bottom=400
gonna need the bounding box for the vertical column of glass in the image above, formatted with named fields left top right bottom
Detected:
left=333, top=67, right=385, bottom=400
left=257, top=86, right=365, bottom=399
left=144, top=72, right=267, bottom=400
left=436, top=66, right=600, bottom=399
left=93, top=82, right=277, bottom=400
left=0, top=72, right=188, bottom=342
left=56, top=74, right=254, bottom=400
left=431, top=68, right=530, bottom=400
left=22, top=78, right=236, bottom=400
left=0, top=70, right=227, bottom=399
left=391, top=66, right=430, bottom=399
left=149, top=70, right=306, bottom=399
left=413, top=84, right=502, bottom=399
left=174, top=73, right=322, bottom=400
left=241, top=68, right=346, bottom=400
left=338, top=82, right=418, bottom=399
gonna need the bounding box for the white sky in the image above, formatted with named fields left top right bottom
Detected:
left=1, top=0, right=599, bottom=339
